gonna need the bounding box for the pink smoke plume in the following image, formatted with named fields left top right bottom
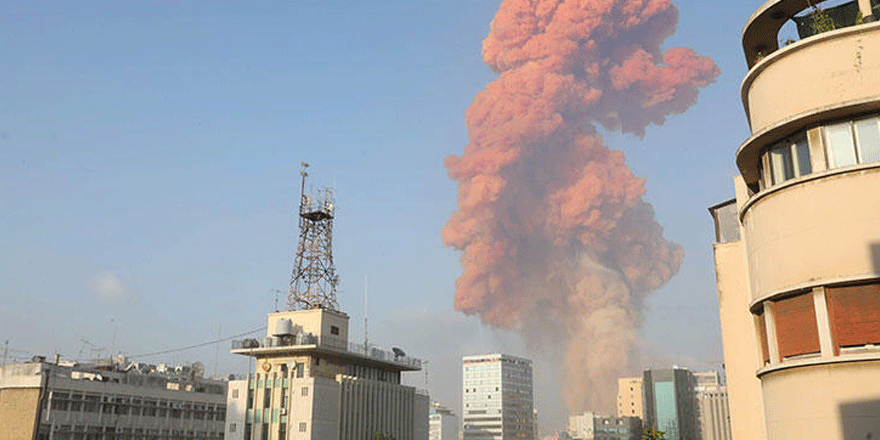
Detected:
left=444, top=0, right=719, bottom=413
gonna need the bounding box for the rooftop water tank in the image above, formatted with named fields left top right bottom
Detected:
left=273, top=318, right=293, bottom=337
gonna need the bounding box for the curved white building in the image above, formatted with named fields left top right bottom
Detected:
left=711, top=1, right=880, bottom=439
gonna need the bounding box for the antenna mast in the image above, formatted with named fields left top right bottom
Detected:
left=364, top=275, right=369, bottom=349
left=288, top=162, right=339, bottom=311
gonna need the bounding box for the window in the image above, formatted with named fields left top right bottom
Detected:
left=263, top=389, right=271, bottom=408
left=766, top=136, right=811, bottom=186
left=229, top=423, right=236, bottom=433
left=295, top=362, right=304, bottom=378
left=773, top=293, right=821, bottom=359
left=301, top=387, right=309, bottom=397
left=299, top=422, right=307, bottom=433
left=825, top=115, right=880, bottom=169
left=232, top=389, right=239, bottom=399
left=826, top=283, right=880, bottom=353
left=330, top=325, right=340, bottom=335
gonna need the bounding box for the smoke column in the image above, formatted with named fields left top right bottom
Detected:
left=444, top=0, right=719, bottom=413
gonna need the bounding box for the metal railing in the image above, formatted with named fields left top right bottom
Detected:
left=231, top=335, right=421, bottom=369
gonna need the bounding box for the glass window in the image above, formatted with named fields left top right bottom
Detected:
left=794, top=137, right=811, bottom=176
left=825, top=122, right=857, bottom=168
left=770, top=145, right=793, bottom=184
left=855, top=117, right=880, bottom=164
left=764, top=135, right=812, bottom=188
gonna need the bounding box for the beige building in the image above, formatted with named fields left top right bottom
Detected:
left=225, top=308, right=428, bottom=440
left=0, top=358, right=227, bottom=440
left=710, top=1, right=880, bottom=439
left=693, top=372, right=731, bottom=440
left=615, top=377, right=642, bottom=419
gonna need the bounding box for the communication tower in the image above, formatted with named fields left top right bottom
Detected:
left=288, top=162, right=339, bottom=311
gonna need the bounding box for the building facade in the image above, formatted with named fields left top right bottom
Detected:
left=429, top=401, right=458, bottom=440
left=0, top=359, right=227, bottom=440
left=692, top=372, right=730, bottom=440
left=615, top=377, right=643, bottom=419
left=462, top=353, right=535, bottom=440
left=710, top=1, right=880, bottom=439
left=225, top=308, right=428, bottom=440
left=568, top=412, right=641, bottom=440
left=642, top=368, right=697, bottom=440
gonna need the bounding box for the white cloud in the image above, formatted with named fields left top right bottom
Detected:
left=90, top=272, right=136, bottom=303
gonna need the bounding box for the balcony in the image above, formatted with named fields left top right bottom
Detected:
left=743, top=0, right=879, bottom=68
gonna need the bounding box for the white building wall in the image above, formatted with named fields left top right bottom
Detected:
left=225, top=380, right=248, bottom=440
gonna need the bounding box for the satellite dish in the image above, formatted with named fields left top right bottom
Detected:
left=392, top=347, right=406, bottom=358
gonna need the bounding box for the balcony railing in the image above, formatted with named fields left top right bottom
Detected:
left=791, top=0, right=877, bottom=40
left=231, top=335, right=421, bottom=369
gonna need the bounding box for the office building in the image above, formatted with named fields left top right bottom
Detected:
left=642, top=368, right=697, bottom=440
left=615, top=377, right=643, bottom=418
left=0, top=357, right=227, bottom=440
left=693, top=372, right=730, bottom=440
left=462, top=353, right=535, bottom=440
left=225, top=308, right=428, bottom=440
left=430, top=401, right=458, bottom=440
left=569, top=412, right=641, bottom=440
left=709, top=0, right=880, bottom=439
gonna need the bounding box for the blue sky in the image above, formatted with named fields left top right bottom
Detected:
left=2, top=0, right=765, bottom=430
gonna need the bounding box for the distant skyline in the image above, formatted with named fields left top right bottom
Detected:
left=3, top=0, right=768, bottom=432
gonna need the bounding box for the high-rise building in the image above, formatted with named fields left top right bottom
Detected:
left=709, top=1, right=880, bottom=439
left=225, top=308, right=429, bottom=440
left=692, top=372, right=730, bottom=440
left=616, top=377, right=643, bottom=419
left=642, top=368, right=697, bottom=440
left=462, top=353, right=535, bottom=440
left=430, top=401, right=458, bottom=440
left=0, top=358, right=227, bottom=440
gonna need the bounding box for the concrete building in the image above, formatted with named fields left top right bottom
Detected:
left=616, top=377, right=643, bottom=419
left=642, top=368, right=697, bottom=440
left=429, top=401, right=458, bottom=440
left=568, top=412, right=594, bottom=440
left=0, top=357, right=227, bottom=440
left=225, top=308, right=428, bottom=440
left=462, top=353, right=535, bottom=440
left=709, top=0, right=880, bottom=439
left=692, top=372, right=730, bottom=440
left=568, top=412, right=641, bottom=440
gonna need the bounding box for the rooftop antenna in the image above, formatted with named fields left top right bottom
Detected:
left=423, top=360, right=429, bottom=389
left=288, top=162, right=339, bottom=311
left=2, top=340, right=8, bottom=368
left=270, top=289, right=284, bottom=312
left=364, top=275, right=369, bottom=350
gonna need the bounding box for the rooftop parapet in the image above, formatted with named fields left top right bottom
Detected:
left=231, top=335, right=422, bottom=370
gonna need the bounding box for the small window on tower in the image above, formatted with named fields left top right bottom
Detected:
left=330, top=326, right=340, bottom=335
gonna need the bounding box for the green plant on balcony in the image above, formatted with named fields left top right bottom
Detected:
left=809, top=7, right=837, bottom=35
